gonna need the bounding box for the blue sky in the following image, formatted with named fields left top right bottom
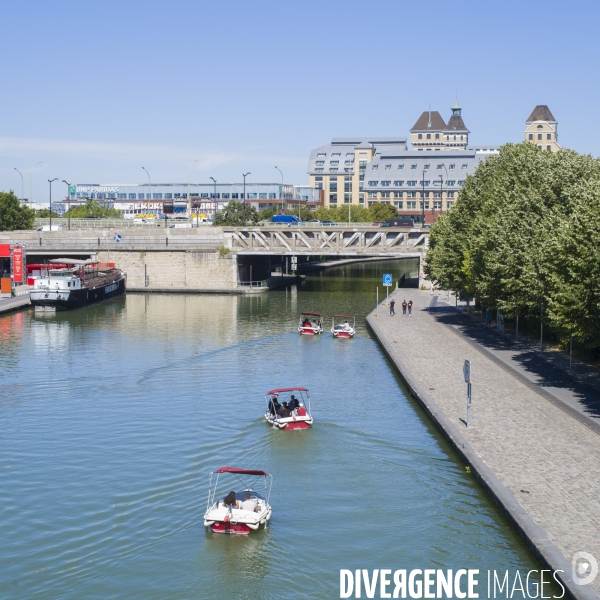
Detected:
left=1, top=0, right=598, bottom=202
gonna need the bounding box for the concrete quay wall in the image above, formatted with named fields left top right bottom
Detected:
left=96, top=250, right=238, bottom=290
left=366, top=290, right=599, bottom=600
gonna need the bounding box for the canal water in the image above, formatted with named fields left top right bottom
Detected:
left=1, top=261, right=548, bottom=599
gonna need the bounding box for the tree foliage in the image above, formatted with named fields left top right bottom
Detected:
left=425, top=142, right=600, bottom=349
left=67, top=201, right=121, bottom=219
left=215, top=201, right=260, bottom=226
left=0, top=191, right=35, bottom=231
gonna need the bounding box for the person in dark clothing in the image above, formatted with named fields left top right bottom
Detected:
left=389, top=299, right=396, bottom=316
left=408, top=300, right=413, bottom=317
left=289, top=396, right=300, bottom=411
left=269, top=394, right=281, bottom=416
left=277, top=402, right=291, bottom=418
left=223, top=491, right=240, bottom=508
left=402, top=299, right=407, bottom=316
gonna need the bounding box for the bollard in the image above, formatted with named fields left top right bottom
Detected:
left=166, top=237, right=168, bottom=247
left=98, top=237, right=100, bottom=246
left=39, top=237, right=42, bottom=246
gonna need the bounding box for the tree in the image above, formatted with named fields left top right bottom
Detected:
left=0, top=191, right=35, bottom=231
left=215, top=201, right=259, bottom=226
left=36, top=208, right=60, bottom=218
left=424, top=142, right=600, bottom=351
left=67, top=201, right=121, bottom=219
left=368, top=202, right=397, bottom=222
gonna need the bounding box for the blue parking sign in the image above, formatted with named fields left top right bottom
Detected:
left=383, top=274, right=392, bottom=286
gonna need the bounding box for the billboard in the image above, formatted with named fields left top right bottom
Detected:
left=12, top=246, right=24, bottom=283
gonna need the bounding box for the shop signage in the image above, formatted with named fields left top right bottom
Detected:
left=69, top=185, right=77, bottom=195
left=76, top=186, right=119, bottom=193
left=12, top=246, right=24, bottom=283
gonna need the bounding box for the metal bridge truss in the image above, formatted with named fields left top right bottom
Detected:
left=225, top=228, right=427, bottom=255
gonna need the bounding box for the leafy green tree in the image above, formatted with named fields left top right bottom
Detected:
left=36, top=208, right=60, bottom=218
left=425, top=142, right=600, bottom=350
left=67, top=201, right=121, bottom=219
left=215, top=201, right=259, bottom=226
left=368, top=202, right=397, bottom=221
left=0, top=191, right=35, bottom=231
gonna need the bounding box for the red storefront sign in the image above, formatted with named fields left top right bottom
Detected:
left=0, top=244, right=10, bottom=258
left=12, top=246, right=24, bottom=283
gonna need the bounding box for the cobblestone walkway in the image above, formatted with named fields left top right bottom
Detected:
left=372, top=288, right=600, bottom=595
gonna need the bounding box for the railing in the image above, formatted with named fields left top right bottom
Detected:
left=237, top=280, right=269, bottom=288
left=34, top=218, right=213, bottom=229
left=29, top=236, right=222, bottom=249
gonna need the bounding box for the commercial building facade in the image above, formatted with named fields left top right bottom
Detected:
left=308, top=102, right=499, bottom=223
left=56, top=183, right=322, bottom=216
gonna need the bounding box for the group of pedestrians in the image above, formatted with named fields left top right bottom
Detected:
left=389, top=298, right=412, bottom=317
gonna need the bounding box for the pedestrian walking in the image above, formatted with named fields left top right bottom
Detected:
left=402, top=299, right=407, bottom=316
left=408, top=300, right=413, bottom=317
left=389, top=299, right=396, bottom=316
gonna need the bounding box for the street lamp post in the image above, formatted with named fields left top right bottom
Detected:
left=274, top=166, right=283, bottom=213
left=210, top=177, right=217, bottom=223
left=188, top=159, right=199, bottom=218
left=48, top=178, right=58, bottom=230
left=14, top=168, right=24, bottom=202
left=440, top=164, right=449, bottom=214
left=421, top=170, right=426, bottom=228
left=142, top=167, right=150, bottom=214
left=30, top=161, right=42, bottom=205
left=62, top=180, right=72, bottom=231
left=242, top=172, right=251, bottom=226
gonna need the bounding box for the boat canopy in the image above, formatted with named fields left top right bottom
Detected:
left=213, top=466, right=269, bottom=476
left=49, top=258, right=96, bottom=265
left=300, top=312, right=322, bottom=317
left=333, top=315, right=355, bottom=319
left=266, top=387, right=309, bottom=395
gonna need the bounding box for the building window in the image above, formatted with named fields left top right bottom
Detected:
left=447, top=180, right=455, bottom=186
left=381, top=191, right=391, bottom=198
left=537, top=125, right=543, bottom=129
left=329, top=193, right=338, bottom=204
left=538, top=133, right=542, bottom=141
left=437, top=164, right=443, bottom=170
left=128, top=193, right=136, bottom=199
left=407, top=181, right=417, bottom=187
left=381, top=181, right=391, bottom=187
left=344, top=181, right=352, bottom=192
left=231, top=193, right=239, bottom=199
left=367, top=191, right=377, bottom=198
left=434, top=201, right=442, bottom=210
left=449, top=164, right=455, bottom=170
left=332, top=152, right=341, bottom=157
left=547, top=133, right=552, bottom=140
left=421, top=191, right=430, bottom=198
left=344, top=193, right=352, bottom=204
left=372, top=164, right=378, bottom=170
left=538, top=145, right=542, bottom=150
left=358, top=193, right=365, bottom=204
left=529, top=134, right=533, bottom=140
left=461, top=164, right=467, bottom=170
left=418, top=134, right=423, bottom=139
left=407, top=191, right=417, bottom=198
left=546, top=145, right=551, bottom=151
left=433, top=191, right=441, bottom=198
left=316, top=161, right=324, bottom=166
left=407, top=201, right=417, bottom=209
left=222, top=193, right=230, bottom=199
left=393, top=191, right=402, bottom=198
left=368, top=181, right=378, bottom=187
left=398, top=164, right=404, bottom=170
left=421, top=201, right=430, bottom=209
left=259, top=193, right=267, bottom=199
left=315, top=168, right=324, bottom=172
left=422, top=181, right=430, bottom=186
left=433, top=180, right=441, bottom=186
left=446, top=135, right=449, bottom=140
left=138, top=194, right=145, bottom=199
left=426, top=133, right=431, bottom=140
left=411, top=164, right=417, bottom=170
left=153, top=193, right=163, bottom=199
left=447, top=191, right=455, bottom=198
left=345, top=160, right=353, bottom=166
left=393, top=181, right=404, bottom=186
left=118, top=193, right=126, bottom=199
left=317, top=153, right=326, bottom=158
left=446, top=201, right=454, bottom=209
left=359, top=160, right=367, bottom=168
left=247, top=193, right=257, bottom=199
left=424, top=164, right=430, bottom=170
left=329, top=167, right=338, bottom=172
left=394, top=201, right=403, bottom=209
left=330, top=179, right=338, bottom=192
left=384, top=164, right=391, bottom=171
left=330, top=161, right=339, bottom=166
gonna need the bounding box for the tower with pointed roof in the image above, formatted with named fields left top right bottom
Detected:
left=443, top=101, right=469, bottom=149
left=410, top=109, right=447, bottom=150
left=525, top=105, right=560, bottom=152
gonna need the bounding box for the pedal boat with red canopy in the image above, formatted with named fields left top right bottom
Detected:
left=265, top=387, right=313, bottom=430
left=298, top=312, right=323, bottom=335
left=331, top=315, right=356, bottom=338
left=203, top=466, right=273, bottom=535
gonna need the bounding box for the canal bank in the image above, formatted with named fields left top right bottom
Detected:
left=367, top=289, right=600, bottom=600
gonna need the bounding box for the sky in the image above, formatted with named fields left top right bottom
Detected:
left=1, top=0, right=599, bottom=202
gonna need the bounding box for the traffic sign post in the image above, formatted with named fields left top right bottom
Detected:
left=383, top=274, right=392, bottom=304
left=463, top=359, right=472, bottom=427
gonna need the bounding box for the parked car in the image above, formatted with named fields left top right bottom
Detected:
left=36, top=225, right=62, bottom=232
left=321, top=220, right=338, bottom=226
left=307, top=219, right=321, bottom=224
left=372, top=221, right=384, bottom=227
left=422, top=223, right=432, bottom=229
left=380, top=217, right=415, bottom=227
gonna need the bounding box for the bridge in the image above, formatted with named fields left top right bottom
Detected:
left=223, top=225, right=428, bottom=256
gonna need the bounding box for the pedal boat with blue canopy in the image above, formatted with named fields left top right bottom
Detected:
left=331, top=315, right=356, bottom=338
left=265, top=387, right=313, bottom=430
left=203, top=466, right=273, bottom=535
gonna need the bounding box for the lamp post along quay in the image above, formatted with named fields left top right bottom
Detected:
left=274, top=166, right=283, bottom=213
left=421, top=170, right=426, bottom=227
left=210, top=177, right=217, bottom=222
left=48, top=178, right=58, bottom=230
left=142, top=167, right=150, bottom=214
left=14, top=168, right=24, bottom=202
left=62, top=180, right=72, bottom=230
left=242, top=172, right=251, bottom=226
left=188, top=159, right=199, bottom=216
left=463, top=359, right=472, bottom=427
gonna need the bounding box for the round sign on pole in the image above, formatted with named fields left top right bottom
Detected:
left=383, top=274, right=392, bottom=286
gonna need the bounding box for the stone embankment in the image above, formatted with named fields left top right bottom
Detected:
left=367, top=288, right=600, bottom=600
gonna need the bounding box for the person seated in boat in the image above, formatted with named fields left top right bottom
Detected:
left=222, top=491, right=240, bottom=509
left=302, top=318, right=311, bottom=327
left=277, top=402, right=291, bottom=418
left=296, top=402, right=308, bottom=417
left=311, top=320, right=318, bottom=328
left=240, top=493, right=260, bottom=513
left=289, top=395, right=300, bottom=411
left=342, top=321, right=352, bottom=331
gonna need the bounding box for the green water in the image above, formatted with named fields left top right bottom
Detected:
left=0, top=261, right=546, bottom=599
